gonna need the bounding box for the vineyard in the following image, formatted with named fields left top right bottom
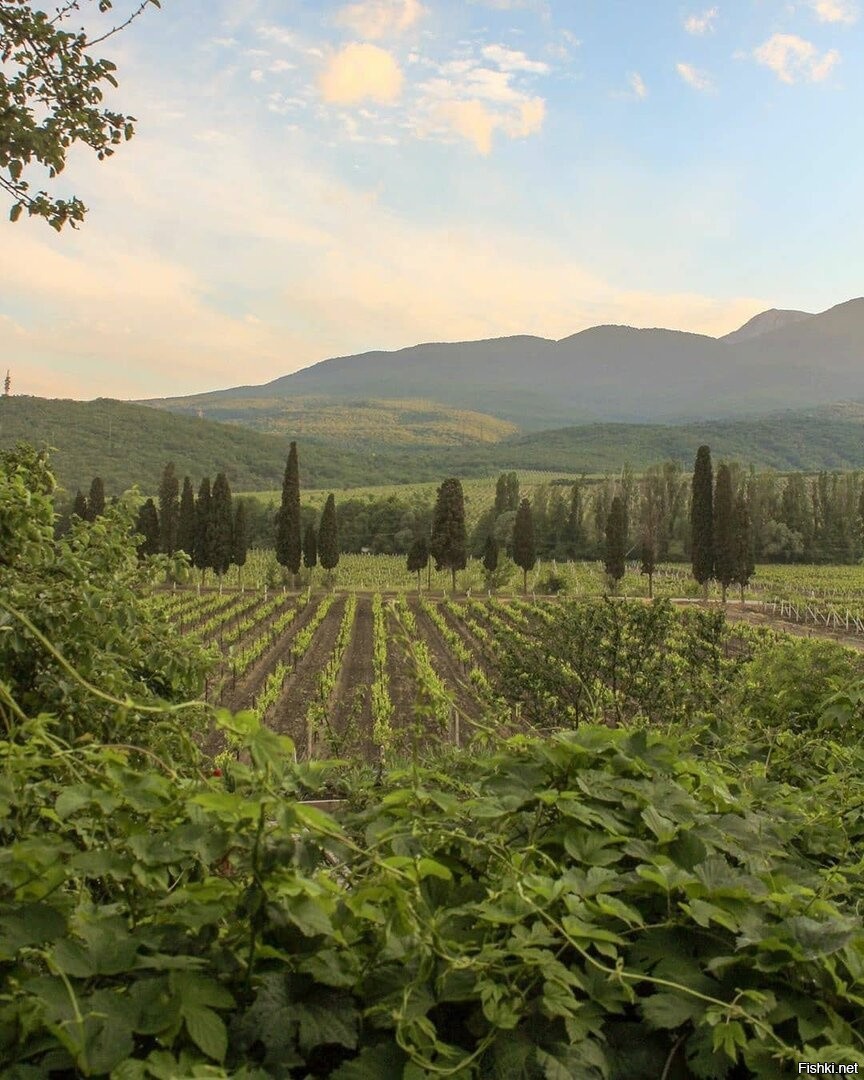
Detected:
left=154, top=587, right=791, bottom=766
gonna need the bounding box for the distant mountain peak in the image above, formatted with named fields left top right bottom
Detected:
left=721, top=307, right=815, bottom=344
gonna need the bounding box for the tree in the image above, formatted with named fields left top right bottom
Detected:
left=733, top=491, right=755, bottom=602
left=193, top=477, right=212, bottom=579
left=3, top=370, right=9, bottom=396
left=690, top=445, right=714, bottom=598
left=318, top=494, right=339, bottom=581
left=275, top=442, right=302, bottom=583
left=494, top=472, right=519, bottom=515
left=86, top=476, right=105, bottom=521
left=430, top=478, right=467, bottom=591
left=604, top=495, right=627, bottom=592
left=177, top=476, right=195, bottom=557
left=482, top=533, right=499, bottom=575
left=72, top=489, right=88, bottom=520
left=564, top=483, right=586, bottom=558
left=512, top=498, right=536, bottom=594
left=210, top=473, right=233, bottom=578
left=303, top=522, right=318, bottom=569
left=135, top=498, right=160, bottom=558
left=1, top=0, right=161, bottom=229
left=158, top=462, right=179, bottom=555
left=713, top=463, right=736, bottom=603
left=232, top=501, right=248, bottom=584
left=407, top=535, right=429, bottom=591
left=639, top=476, right=659, bottom=598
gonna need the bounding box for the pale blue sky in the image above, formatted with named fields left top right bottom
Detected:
left=1, top=0, right=861, bottom=398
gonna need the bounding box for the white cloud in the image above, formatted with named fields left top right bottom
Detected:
left=334, top=0, right=426, bottom=39
left=257, top=24, right=296, bottom=46
left=481, top=44, right=550, bottom=73
left=684, top=7, right=719, bottom=34
left=809, top=0, right=858, bottom=23
left=676, top=62, right=714, bottom=92
left=629, top=72, right=647, bottom=99
left=250, top=69, right=264, bottom=82
left=752, top=33, right=840, bottom=83
left=319, top=43, right=404, bottom=104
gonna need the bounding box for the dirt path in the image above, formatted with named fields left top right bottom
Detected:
left=384, top=604, right=422, bottom=741
left=408, top=599, right=484, bottom=724
left=269, top=596, right=348, bottom=756
left=329, top=596, right=374, bottom=759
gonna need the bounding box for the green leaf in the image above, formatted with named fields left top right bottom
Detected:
left=641, top=991, right=704, bottom=1029
left=9, top=203, right=23, bottom=223
left=184, top=1005, right=227, bottom=1063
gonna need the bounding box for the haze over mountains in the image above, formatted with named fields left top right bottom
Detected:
left=145, top=299, right=864, bottom=434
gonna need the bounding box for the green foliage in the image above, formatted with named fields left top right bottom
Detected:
left=318, top=493, right=339, bottom=573
left=194, top=477, right=213, bottom=574
left=158, top=462, right=179, bottom=555
left=86, top=475, right=105, bottom=521
left=430, top=477, right=467, bottom=590
left=135, top=497, right=160, bottom=558
left=211, top=473, right=234, bottom=577
left=513, top=497, right=536, bottom=592
left=482, top=532, right=498, bottom=574
left=276, top=443, right=301, bottom=576
left=691, top=446, right=714, bottom=589
left=406, top=534, right=429, bottom=585
left=302, top=521, right=318, bottom=569
left=1, top=0, right=161, bottom=228
left=603, top=495, right=627, bottom=589
left=713, top=463, right=736, bottom=600
left=177, top=476, right=196, bottom=557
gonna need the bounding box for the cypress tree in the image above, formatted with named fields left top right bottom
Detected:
left=713, top=463, right=736, bottom=603
left=640, top=477, right=658, bottom=598
left=232, top=501, right=248, bottom=582
left=303, top=522, right=318, bottom=569
left=275, top=442, right=302, bottom=581
left=690, top=445, right=714, bottom=598
left=193, top=477, right=213, bottom=578
left=430, top=478, right=467, bottom=591
left=493, top=472, right=520, bottom=515
left=210, top=473, right=233, bottom=577
left=604, top=495, right=627, bottom=592
left=565, top=483, right=585, bottom=558
left=482, top=533, right=499, bottom=574
left=86, top=477, right=105, bottom=521
left=407, top=534, right=429, bottom=591
left=72, top=489, right=88, bottom=520
left=135, top=498, right=160, bottom=558
left=177, top=477, right=195, bottom=557
left=733, top=491, right=755, bottom=602
left=318, top=494, right=339, bottom=578
left=158, top=462, right=180, bottom=555
left=512, top=498, right=536, bottom=594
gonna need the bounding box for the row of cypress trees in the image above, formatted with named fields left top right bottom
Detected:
left=136, top=464, right=247, bottom=577
left=689, top=445, right=754, bottom=601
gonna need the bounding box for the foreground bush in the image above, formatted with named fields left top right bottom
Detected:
left=2, top=714, right=864, bottom=1078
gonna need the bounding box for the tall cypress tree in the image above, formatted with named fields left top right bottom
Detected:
left=639, top=477, right=658, bottom=598
left=482, top=533, right=499, bottom=574
left=177, top=477, right=196, bottom=557
left=193, top=477, right=213, bottom=578
left=276, top=442, right=302, bottom=582
left=733, top=491, right=755, bottom=602
left=713, top=463, right=736, bottom=603
left=430, top=478, right=467, bottom=591
left=565, top=483, right=585, bottom=558
left=158, top=462, right=180, bottom=555
left=604, top=495, right=627, bottom=592
left=512, top=498, right=536, bottom=594
left=86, top=477, right=105, bottom=521
left=407, top=534, right=429, bottom=591
left=232, top=501, right=248, bottom=581
left=210, top=473, right=233, bottom=577
left=303, top=522, right=318, bottom=569
left=135, top=498, right=160, bottom=558
left=690, top=445, right=714, bottom=598
left=318, top=494, right=339, bottom=578
left=72, top=489, right=88, bottom=520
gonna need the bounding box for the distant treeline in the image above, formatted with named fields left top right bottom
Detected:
left=59, top=455, right=864, bottom=567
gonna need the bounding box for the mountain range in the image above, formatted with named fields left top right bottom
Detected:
left=143, top=298, right=864, bottom=436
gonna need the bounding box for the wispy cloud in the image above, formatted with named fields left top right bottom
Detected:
left=333, top=0, right=427, bottom=40
left=629, top=71, right=647, bottom=99
left=676, top=62, right=714, bottom=92
left=684, top=7, right=719, bottom=34
left=808, top=0, right=858, bottom=24
left=752, top=33, right=840, bottom=83
left=319, top=43, right=405, bottom=104
left=481, top=44, right=550, bottom=73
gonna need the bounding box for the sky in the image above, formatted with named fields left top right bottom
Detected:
left=2, top=0, right=863, bottom=400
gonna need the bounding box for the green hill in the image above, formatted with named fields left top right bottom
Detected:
left=6, top=396, right=864, bottom=500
